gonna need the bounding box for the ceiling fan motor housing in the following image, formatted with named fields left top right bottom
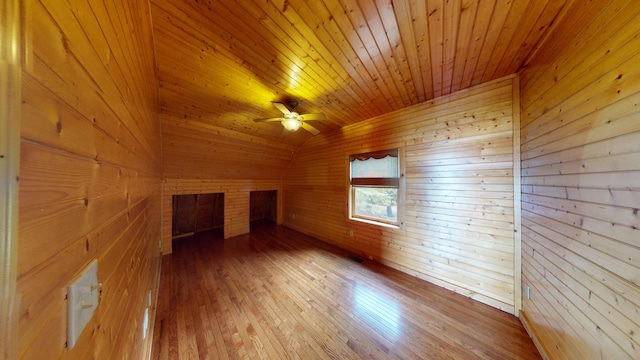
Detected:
left=286, top=98, right=299, bottom=109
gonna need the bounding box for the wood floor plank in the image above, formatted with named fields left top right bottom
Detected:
left=152, top=221, right=541, bottom=359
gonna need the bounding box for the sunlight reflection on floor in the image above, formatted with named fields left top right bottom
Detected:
left=353, top=283, right=402, bottom=340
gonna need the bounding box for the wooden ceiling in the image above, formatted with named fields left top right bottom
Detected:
left=150, top=0, right=581, bottom=146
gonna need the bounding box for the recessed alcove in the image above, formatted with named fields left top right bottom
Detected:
left=250, top=190, right=277, bottom=226
left=172, top=193, right=224, bottom=240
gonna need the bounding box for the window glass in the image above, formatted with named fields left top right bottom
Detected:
left=353, top=187, right=397, bottom=222
left=349, top=148, right=401, bottom=226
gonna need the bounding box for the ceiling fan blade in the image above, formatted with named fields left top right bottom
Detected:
left=271, top=102, right=291, bottom=115
left=254, top=117, right=284, bottom=123
left=299, top=113, right=326, bottom=121
left=301, top=122, right=320, bottom=135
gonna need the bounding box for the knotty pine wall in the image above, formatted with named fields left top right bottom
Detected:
left=162, top=179, right=283, bottom=254
left=18, top=1, right=162, bottom=359
left=284, top=76, right=520, bottom=313
left=519, top=1, right=640, bottom=358
left=161, top=113, right=292, bottom=253
left=161, top=116, right=295, bottom=180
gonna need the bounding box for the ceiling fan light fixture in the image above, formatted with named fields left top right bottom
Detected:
left=282, top=118, right=302, bottom=131
left=254, top=101, right=322, bottom=135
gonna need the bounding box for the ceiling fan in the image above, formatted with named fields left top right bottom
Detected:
left=254, top=99, right=326, bottom=135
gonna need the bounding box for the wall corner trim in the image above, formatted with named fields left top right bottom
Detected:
left=0, top=0, right=21, bottom=358
left=512, top=74, right=523, bottom=316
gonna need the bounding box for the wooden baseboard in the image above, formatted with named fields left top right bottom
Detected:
left=519, top=310, right=550, bottom=360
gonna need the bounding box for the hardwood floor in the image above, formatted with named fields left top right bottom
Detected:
left=152, top=221, right=541, bottom=360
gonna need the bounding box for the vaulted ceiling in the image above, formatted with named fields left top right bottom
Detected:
left=150, top=0, right=581, bottom=147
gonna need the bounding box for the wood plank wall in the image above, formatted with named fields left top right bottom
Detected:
left=519, top=1, right=640, bottom=358
left=18, top=1, right=162, bottom=359
left=161, top=115, right=296, bottom=180
left=284, top=76, right=519, bottom=313
left=162, top=179, right=283, bottom=254
left=160, top=117, right=291, bottom=253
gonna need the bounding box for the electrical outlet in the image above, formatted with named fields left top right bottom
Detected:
left=525, top=285, right=531, bottom=299
left=349, top=229, right=354, bottom=237
left=67, top=260, right=100, bottom=349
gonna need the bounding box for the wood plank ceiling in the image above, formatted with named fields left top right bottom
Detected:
left=150, top=0, right=578, bottom=146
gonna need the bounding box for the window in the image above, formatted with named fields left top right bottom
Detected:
left=349, top=148, right=402, bottom=226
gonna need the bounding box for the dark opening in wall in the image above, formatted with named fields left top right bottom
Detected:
left=250, top=190, right=277, bottom=224
left=172, top=193, right=224, bottom=240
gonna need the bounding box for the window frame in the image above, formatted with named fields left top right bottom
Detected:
left=347, top=147, right=405, bottom=229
